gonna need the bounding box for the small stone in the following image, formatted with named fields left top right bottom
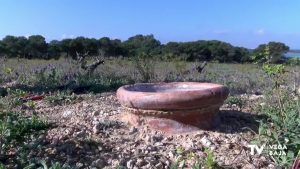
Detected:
left=210, top=145, right=217, bottom=151
left=93, top=111, right=100, bottom=116
left=91, top=159, right=106, bottom=168
left=200, top=136, right=212, bottom=147
left=178, top=161, right=185, bottom=168
left=224, top=143, right=233, bottom=149
left=127, top=160, right=134, bottom=168
left=62, top=110, right=73, bottom=117
left=152, top=134, right=163, bottom=143
left=52, top=138, right=59, bottom=146
left=154, top=142, right=163, bottom=146
left=129, top=126, right=138, bottom=134
left=165, top=160, right=170, bottom=166
left=76, top=162, right=84, bottom=168
left=268, top=164, right=275, bottom=168
left=144, top=135, right=151, bottom=143
left=99, top=110, right=104, bottom=115
left=260, top=102, right=266, bottom=107
left=93, top=123, right=102, bottom=134
left=136, top=158, right=145, bottom=167
left=155, top=162, right=163, bottom=169
left=168, top=151, right=174, bottom=159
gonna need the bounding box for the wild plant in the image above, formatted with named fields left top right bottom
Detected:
left=254, top=45, right=300, bottom=168
left=133, top=52, right=156, bottom=82
left=0, top=89, right=48, bottom=167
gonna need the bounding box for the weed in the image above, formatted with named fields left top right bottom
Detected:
left=254, top=46, right=300, bottom=168
left=176, top=146, right=185, bottom=155
left=44, top=91, right=77, bottom=105
left=116, top=165, right=125, bottom=169
left=225, top=96, right=244, bottom=108
left=0, top=89, right=49, bottom=167
left=170, top=160, right=180, bottom=169
left=204, top=148, right=217, bottom=169
left=133, top=53, right=156, bottom=82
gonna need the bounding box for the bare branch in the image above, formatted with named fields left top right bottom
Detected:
left=75, top=50, right=104, bottom=75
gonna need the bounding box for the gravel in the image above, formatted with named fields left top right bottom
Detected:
left=5, top=92, right=274, bottom=169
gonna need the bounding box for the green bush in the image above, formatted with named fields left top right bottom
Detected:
left=0, top=89, right=48, bottom=167
left=286, top=57, right=300, bottom=66
left=225, top=95, right=244, bottom=108
left=254, top=63, right=300, bottom=168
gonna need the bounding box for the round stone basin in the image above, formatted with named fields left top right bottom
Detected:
left=117, top=82, right=229, bottom=134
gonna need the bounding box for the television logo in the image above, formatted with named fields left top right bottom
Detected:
left=248, top=144, right=287, bottom=156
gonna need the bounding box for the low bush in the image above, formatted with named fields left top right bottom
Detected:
left=254, top=64, right=300, bottom=168
left=0, top=89, right=48, bottom=167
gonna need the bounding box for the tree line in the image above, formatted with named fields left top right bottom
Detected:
left=0, top=34, right=290, bottom=63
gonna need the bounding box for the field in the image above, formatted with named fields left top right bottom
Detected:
left=0, top=58, right=300, bottom=169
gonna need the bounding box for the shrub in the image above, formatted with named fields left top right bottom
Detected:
left=254, top=63, right=300, bottom=168
left=133, top=53, right=156, bottom=82
left=0, top=89, right=48, bottom=167
left=225, top=95, right=244, bottom=108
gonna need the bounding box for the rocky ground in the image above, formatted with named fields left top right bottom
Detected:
left=6, top=93, right=274, bottom=169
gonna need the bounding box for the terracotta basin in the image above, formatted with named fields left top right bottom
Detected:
left=117, top=82, right=229, bottom=134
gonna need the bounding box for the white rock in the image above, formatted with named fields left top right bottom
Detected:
left=178, top=160, right=185, bottom=168
left=136, top=158, right=145, bottom=167
left=62, top=110, right=73, bottom=117
left=200, top=136, right=212, bottom=147
left=76, top=162, right=84, bottom=168
left=260, top=102, right=266, bottom=107
left=210, top=145, right=217, bottom=151
left=168, top=151, right=174, bottom=159
left=155, top=162, right=163, bottom=169
left=93, top=124, right=101, bottom=134
left=127, top=160, right=134, bottom=168
left=165, top=160, right=170, bottom=166
left=91, top=159, right=106, bottom=168
left=129, top=126, right=138, bottom=134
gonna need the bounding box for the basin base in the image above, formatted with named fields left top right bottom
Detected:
left=121, top=106, right=221, bottom=134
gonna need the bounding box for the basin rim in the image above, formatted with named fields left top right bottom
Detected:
left=117, top=82, right=229, bottom=110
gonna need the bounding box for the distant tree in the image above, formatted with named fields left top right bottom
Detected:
left=60, top=38, right=72, bottom=57
left=98, top=37, right=125, bottom=57
left=234, top=47, right=251, bottom=63
left=162, top=40, right=250, bottom=62
left=0, top=40, right=4, bottom=56
left=65, top=37, right=102, bottom=59
left=68, top=37, right=86, bottom=59
left=253, top=42, right=289, bottom=63
left=47, top=40, right=61, bottom=59
left=123, top=34, right=161, bottom=57
left=26, top=35, right=48, bottom=59
left=207, top=41, right=236, bottom=63
left=1, top=36, right=19, bottom=57
left=83, top=38, right=98, bottom=56
left=16, top=36, right=28, bottom=58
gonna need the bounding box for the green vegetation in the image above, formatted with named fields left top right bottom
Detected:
left=0, top=89, right=48, bottom=168
left=171, top=147, right=219, bottom=169
left=0, top=42, right=299, bottom=168
left=225, top=96, right=244, bottom=109
left=252, top=45, right=300, bottom=168
left=252, top=42, right=289, bottom=64
left=0, top=34, right=293, bottom=64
